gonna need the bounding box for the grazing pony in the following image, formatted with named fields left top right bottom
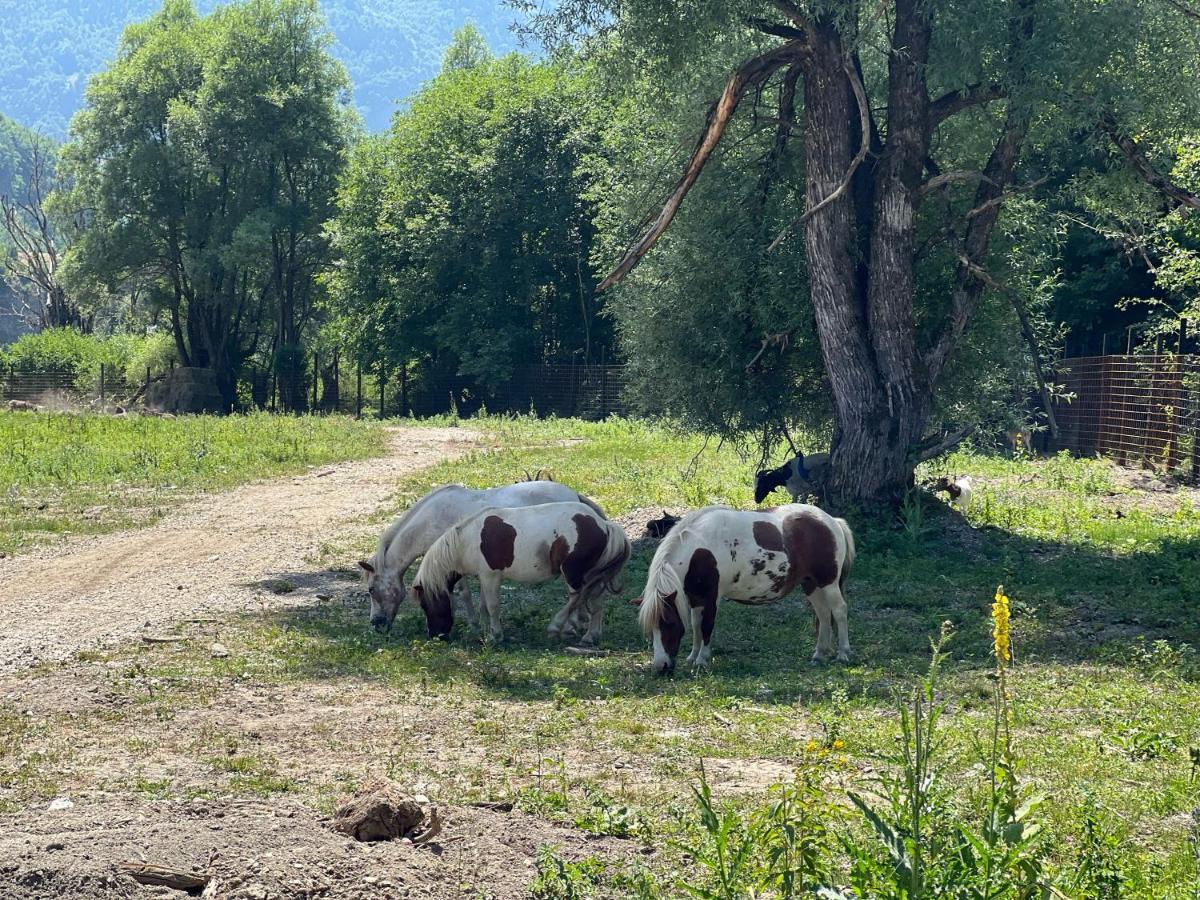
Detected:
left=754, top=452, right=830, bottom=504
left=359, top=481, right=604, bottom=632
left=934, top=475, right=974, bottom=514
left=646, top=510, right=681, bottom=539
left=411, top=501, right=630, bottom=645
left=637, top=504, right=854, bottom=674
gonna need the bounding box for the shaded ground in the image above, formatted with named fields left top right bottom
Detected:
left=0, top=427, right=478, bottom=675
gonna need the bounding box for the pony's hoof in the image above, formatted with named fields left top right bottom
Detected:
left=809, top=656, right=828, bottom=667
left=836, top=653, right=852, bottom=664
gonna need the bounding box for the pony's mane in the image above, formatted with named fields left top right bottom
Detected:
left=637, top=507, right=720, bottom=634
left=374, top=484, right=464, bottom=568
left=412, top=519, right=464, bottom=601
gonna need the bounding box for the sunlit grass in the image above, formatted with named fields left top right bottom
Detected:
left=0, top=410, right=387, bottom=555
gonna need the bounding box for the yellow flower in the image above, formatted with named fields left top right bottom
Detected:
left=832, top=739, right=845, bottom=750
left=805, top=739, right=819, bottom=753
left=992, top=585, right=1012, bottom=666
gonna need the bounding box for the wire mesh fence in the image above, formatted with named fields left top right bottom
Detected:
left=1055, top=353, right=1200, bottom=476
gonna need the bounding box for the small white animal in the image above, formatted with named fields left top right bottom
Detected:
left=934, top=475, right=973, bottom=514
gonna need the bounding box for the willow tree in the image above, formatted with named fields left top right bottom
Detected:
left=532, top=0, right=1200, bottom=502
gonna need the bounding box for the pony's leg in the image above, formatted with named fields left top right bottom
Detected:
left=692, top=598, right=716, bottom=669
left=808, top=589, right=835, bottom=663
left=546, top=591, right=578, bottom=639
left=579, top=596, right=607, bottom=647
left=685, top=606, right=704, bottom=665
left=479, top=574, right=504, bottom=643
left=826, top=585, right=851, bottom=663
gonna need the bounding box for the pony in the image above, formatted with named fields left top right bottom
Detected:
left=636, top=504, right=854, bottom=674
left=754, top=452, right=830, bottom=504
left=933, top=475, right=974, bottom=514
left=359, top=481, right=605, bottom=632
left=410, top=501, right=630, bottom=645
left=646, top=510, right=681, bottom=539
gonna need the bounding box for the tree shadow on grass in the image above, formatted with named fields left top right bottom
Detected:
left=245, top=504, right=1200, bottom=706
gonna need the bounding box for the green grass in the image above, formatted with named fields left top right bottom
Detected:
left=0, top=410, right=387, bottom=555
left=5, top=415, right=1200, bottom=896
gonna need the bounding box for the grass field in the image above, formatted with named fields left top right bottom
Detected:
left=0, top=410, right=387, bottom=555
left=3, top=416, right=1199, bottom=897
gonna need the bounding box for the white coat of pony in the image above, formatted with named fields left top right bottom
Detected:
left=359, top=481, right=603, bottom=632
left=637, top=504, right=854, bottom=673
left=411, top=501, right=629, bottom=645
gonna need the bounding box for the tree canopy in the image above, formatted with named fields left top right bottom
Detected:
left=328, top=44, right=614, bottom=399
left=60, top=0, right=355, bottom=409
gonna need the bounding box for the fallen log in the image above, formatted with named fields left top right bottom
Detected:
left=117, top=861, right=210, bottom=892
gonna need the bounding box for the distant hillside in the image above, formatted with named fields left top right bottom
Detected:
left=0, top=0, right=532, bottom=136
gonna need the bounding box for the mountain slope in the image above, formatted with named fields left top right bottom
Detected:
left=0, top=0, right=531, bottom=136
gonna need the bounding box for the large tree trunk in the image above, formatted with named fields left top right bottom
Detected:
left=801, top=21, right=929, bottom=503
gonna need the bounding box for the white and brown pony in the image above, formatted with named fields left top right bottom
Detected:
left=359, top=481, right=604, bottom=632
left=410, top=501, right=630, bottom=645
left=637, top=504, right=855, bottom=674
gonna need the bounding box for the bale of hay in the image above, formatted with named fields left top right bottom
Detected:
left=331, top=781, right=424, bottom=842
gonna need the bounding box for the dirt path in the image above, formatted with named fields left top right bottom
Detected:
left=0, top=427, right=478, bottom=675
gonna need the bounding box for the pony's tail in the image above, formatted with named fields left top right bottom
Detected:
left=638, top=551, right=684, bottom=636
left=578, top=521, right=630, bottom=607
left=576, top=492, right=608, bottom=520
left=834, top=517, right=856, bottom=586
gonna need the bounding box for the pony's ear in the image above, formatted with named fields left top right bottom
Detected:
left=412, top=584, right=424, bottom=597
left=630, top=596, right=643, bottom=606
left=358, top=559, right=375, bottom=574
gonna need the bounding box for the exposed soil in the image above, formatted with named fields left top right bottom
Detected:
left=0, top=427, right=478, bottom=676
left=0, top=797, right=633, bottom=899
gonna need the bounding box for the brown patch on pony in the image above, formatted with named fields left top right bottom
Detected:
left=480, top=515, right=517, bottom=571
left=547, top=534, right=570, bottom=575
left=684, top=548, right=720, bottom=608
left=752, top=520, right=785, bottom=552
left=779, top=513, right=839, bottom=596
left=561, top=513, right=607, bottom=591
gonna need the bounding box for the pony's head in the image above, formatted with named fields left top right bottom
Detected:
left=637, top=550, right=687, bottom=675
left=646, top=510, right=680, bottom=539
left=409, top=574, right=459, bottom=640
left=358, top=558, right=407, bottom=633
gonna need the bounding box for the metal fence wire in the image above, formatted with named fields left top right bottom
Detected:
left=1055, top=353, right=1200, bottom=476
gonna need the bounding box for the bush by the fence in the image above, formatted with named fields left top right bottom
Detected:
left=0, top=328, right=176, bottom=389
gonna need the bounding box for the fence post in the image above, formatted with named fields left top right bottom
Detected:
left=379, top=372, right=386, bottom=420
left=99, top=363, right=105, bottom=403
left=1181, top=318, right=1188, bottom=354
left=145, top=366, right=151, bottom=400
left=356, top=364, right=363, bottom=419
left=312, top=352, right=319, bottom=412
left=270, top=370, right=277, bottom=412
left=400, top=364, right=408, bottom=417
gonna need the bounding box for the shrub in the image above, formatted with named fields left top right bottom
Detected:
left=0, top=328, right=178, bottom=390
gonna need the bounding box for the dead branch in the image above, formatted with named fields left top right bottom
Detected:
left=597, top=42, right=805, bottom=291
left=117, top=861, right=210, bottom=892
left=747, top=17, right=806, bottom=39
left=1100, top=112, right=1200, bottom=212
left=767, top=55, right=871, bottom=252
left=959, top=258, right=1060, bottom=438
left=965, top=176, right=1048, bottom=217
left=915, top=423, right=976, bottom=463
left=745, top=331, right=790, bottom=372
left=929, top=82, right=1007, bottom=126
left=919, top=170, right=996, bottom=195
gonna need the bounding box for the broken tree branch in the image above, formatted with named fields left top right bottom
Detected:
left=1100, top=112, right=1200, bottom=212
left=597, top=42, right=805, bottom=291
